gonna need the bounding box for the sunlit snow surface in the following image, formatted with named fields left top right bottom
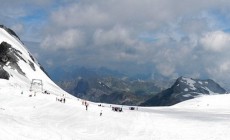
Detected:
left=1, top=81, right=230, bottom=140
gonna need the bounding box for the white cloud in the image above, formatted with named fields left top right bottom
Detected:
left=200, top=31, right=230, bottom=52
left=156, top=63, right=175, bottom=77
left=37, top=0, right=230, bottom=83
left=219, top=62, right=230, bottom=73
left=93, top=26, right=135, bottom=47
left=206, top=61, right=230, bottom=82
left=41, top=29, right=85, bottom=50
left=51, top=4, right=109, bottom=27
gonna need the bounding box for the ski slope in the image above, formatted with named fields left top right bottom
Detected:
left=0, top=80, right=230, bottom=140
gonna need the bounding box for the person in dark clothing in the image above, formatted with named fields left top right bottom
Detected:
left=85, top=101, right=88, bottom=110
left=100, top=110, right=102, bottom=116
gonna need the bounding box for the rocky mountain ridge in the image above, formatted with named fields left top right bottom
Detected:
left=140, top=77, right=227, bottom=106
left=58, top=76, right=168, bottom=105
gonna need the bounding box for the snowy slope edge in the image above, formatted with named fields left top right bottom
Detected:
left=0, top=25, right=68, bottom=96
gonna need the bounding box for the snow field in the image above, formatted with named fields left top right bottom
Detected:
left=1, top=86, right=230, bottom=140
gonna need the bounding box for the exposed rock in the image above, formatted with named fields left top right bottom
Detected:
left=0, top=41, right=25, bottom=77
left=0, top=66, right=9, bottom=80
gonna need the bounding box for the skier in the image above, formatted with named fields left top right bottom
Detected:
left=100, top=110, right=102, bottom=116
left=85, top=101, right=89, bottom=110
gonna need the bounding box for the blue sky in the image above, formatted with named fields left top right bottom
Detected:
left=1, top=0, right=230, bottom=85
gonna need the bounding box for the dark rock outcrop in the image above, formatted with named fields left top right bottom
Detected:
left=73, top=79, right=89, bottom=96
left=0, top=66, right=9, bottom=80
left=0, top=41, right=26, bottom=78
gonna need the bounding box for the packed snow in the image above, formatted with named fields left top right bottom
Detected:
left=1, top=80, right=230, bottom=140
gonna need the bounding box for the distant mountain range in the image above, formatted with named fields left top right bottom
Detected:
left=53, top=65, right=228, bottom=107
left=58, top=76, right=172, bottom=105
left=57, top=68, right=227, bottom=106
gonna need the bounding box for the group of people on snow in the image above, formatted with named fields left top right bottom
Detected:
left=23, top=88, right=138, bottom=117
left=24, top=88, right=66, bottom=104
left=81, top=100, right=104, bottom=116
left=56, top=97, right=66, bottom=103
left=56, top=94, right=66, bottom=103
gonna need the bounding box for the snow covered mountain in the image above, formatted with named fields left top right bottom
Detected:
left=0, top=25, right=67, bottom=96
left=140, top=76, right=227, bottom=106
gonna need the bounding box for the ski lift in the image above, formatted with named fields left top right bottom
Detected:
left=30, top=79, right=43, bottom=92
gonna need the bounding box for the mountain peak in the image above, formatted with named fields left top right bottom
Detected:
left=0, top=25, right=22, bottom=44
left=174, top=77, right=226, bottom=94
left=140, top=76, right=227, bottom=106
